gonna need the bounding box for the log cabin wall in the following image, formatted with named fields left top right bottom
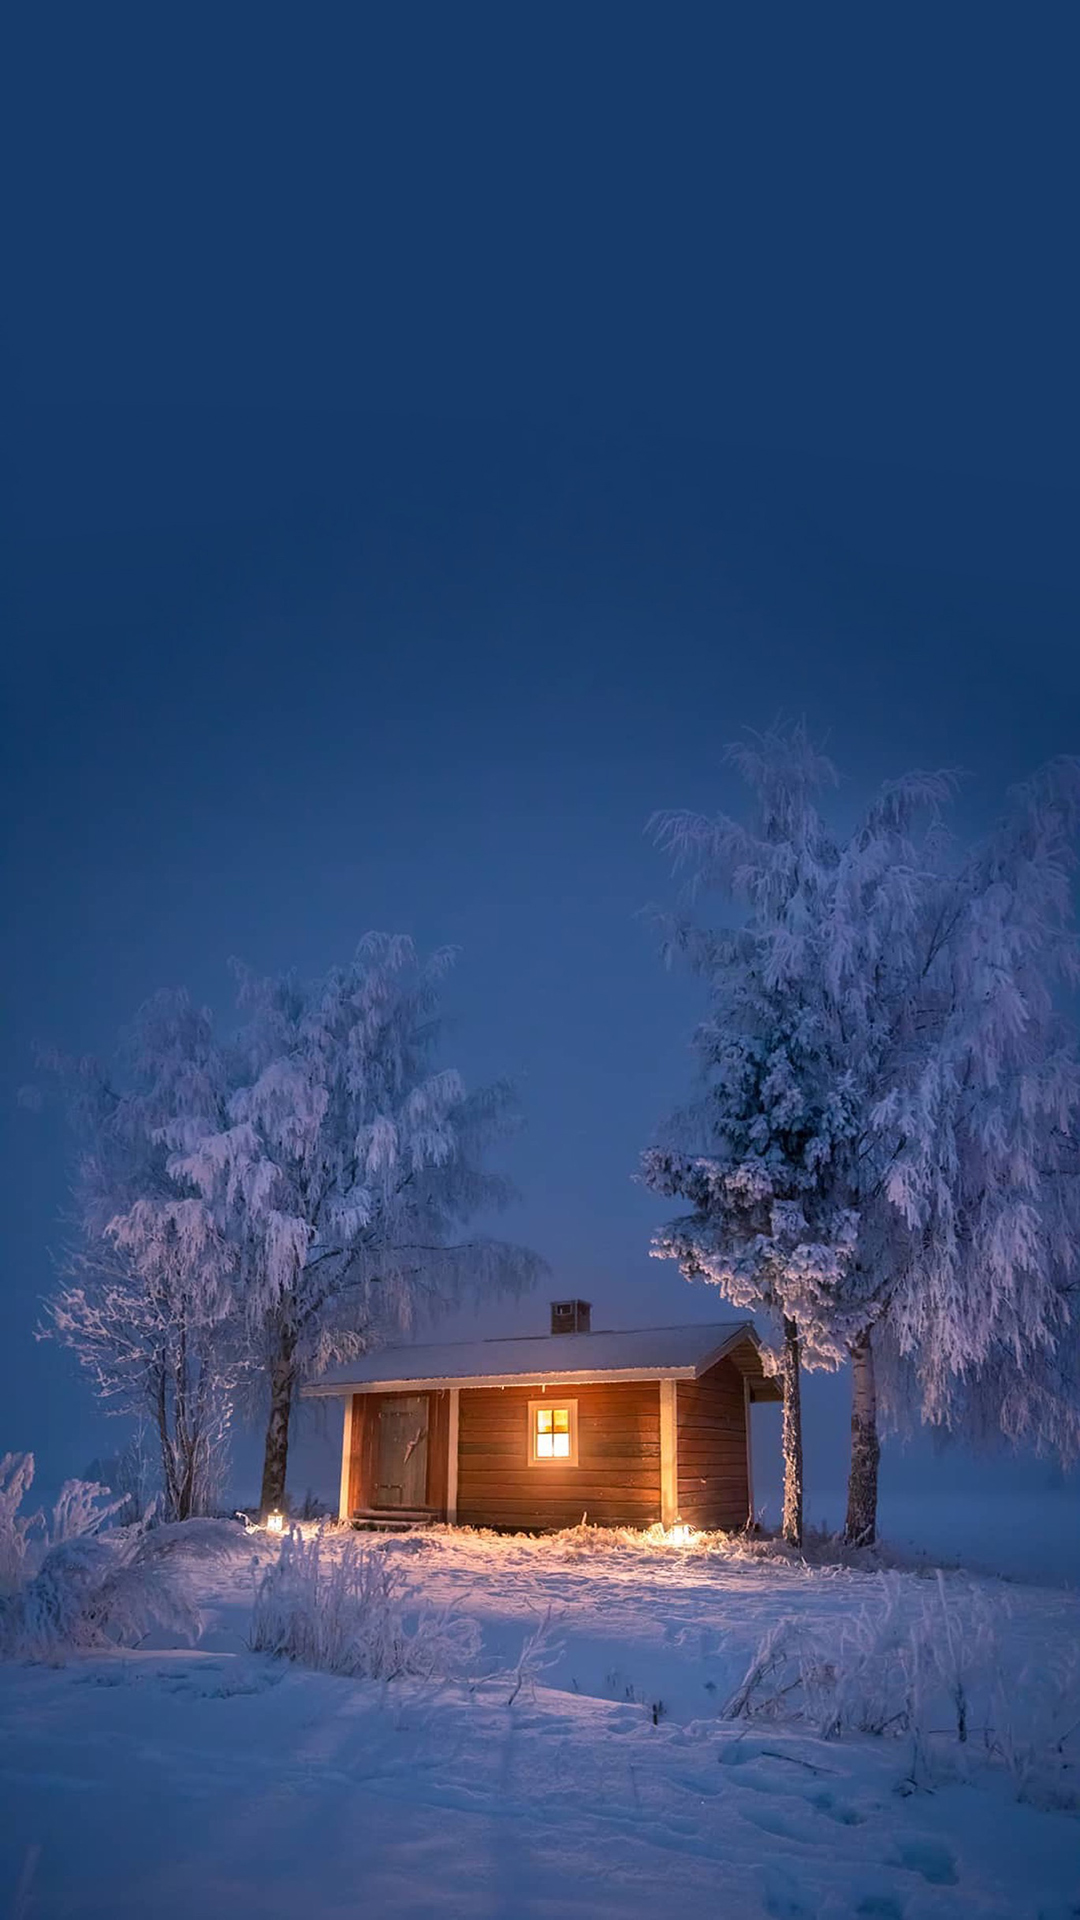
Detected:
left=343, top=1364, right=753, bottom=1529
left=675, top=1356, right=750, bottom=1529
left=456, top=1380, right=662, bottom=1529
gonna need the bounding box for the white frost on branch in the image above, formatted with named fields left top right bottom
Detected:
left=643, top=725, right=1080, bottom=1457
left=42, top=993, right=241, bottom=1519
left=43, top=941, right=543, bottom=1510
left=167, top=935, right=542, bottom=1388
left=0, top=1452, right=241, bottom=1660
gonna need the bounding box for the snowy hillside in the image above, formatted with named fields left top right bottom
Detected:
left=2, top=1525, right=1078, bottom=1918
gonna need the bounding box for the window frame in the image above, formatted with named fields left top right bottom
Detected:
left=527, top=1396, right=579, bottom=1466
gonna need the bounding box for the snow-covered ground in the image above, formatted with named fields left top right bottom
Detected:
left=2, top=1526, right=1078, bottom=1918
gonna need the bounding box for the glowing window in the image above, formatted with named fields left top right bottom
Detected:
left=528, top=1399, right=578, bottom=1465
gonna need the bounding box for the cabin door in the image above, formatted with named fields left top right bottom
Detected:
left=374, top=1395, right=430, bottom=1508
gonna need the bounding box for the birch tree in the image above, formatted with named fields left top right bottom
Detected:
left=642, top=727, right=868, bottom=1544
left=170, top=935, right=541, bottom=1516
left=643, top=727, right=1080, bottom=1546
left=870, top=760, right=1080, bottom=1479
left=45, top=993, right=239, bottom=1520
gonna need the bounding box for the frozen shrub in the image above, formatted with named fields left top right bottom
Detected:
left=82, top=1435, right=157, bottom=1526
left=987, top=1641, right=1080, bottom=1808
left=502, top=1606, right=563, bottom=1705
left=251, top=1532, right=482, bottom=1681
left=0, top=1450, right=242, bottom=1660
left=0, top=1453, right=41, bottom=1595
left=725, top=1572, right=992, bottom=1737
left=723, top=1570, right=1080, bottom=1800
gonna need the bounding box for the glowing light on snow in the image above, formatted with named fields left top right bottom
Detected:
left=266, top=1510, right=286, bottom=1535
left=667, top=1523, right=694, bottom=1546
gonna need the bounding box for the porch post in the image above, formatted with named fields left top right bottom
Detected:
left=338, top=1394, right=355, bottom=1522
left=743, top=1375, right=754, bottom=1527
left=446, top=1386, right=460, bottom=1524
left=659, top=1379, right=678, bottom=1528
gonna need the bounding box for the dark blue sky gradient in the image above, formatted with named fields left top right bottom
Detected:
left=3, top=7, right=1078, bottom=1524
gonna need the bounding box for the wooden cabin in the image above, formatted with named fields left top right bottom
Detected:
left=303, top=1301, right=781, bottom=1532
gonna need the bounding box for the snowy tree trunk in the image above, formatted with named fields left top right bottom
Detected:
left=259, top=1335, right=296, bottom=1518
left=154, top=1361, right=184, bottom=1522
left=151, top=1336, right=211, bottom=1521
left=173, top=1327, right=196, bottom=1521
left=780, top=1316, right=803, bottom=1548
left=843, top=1326, right=880, bottom=1547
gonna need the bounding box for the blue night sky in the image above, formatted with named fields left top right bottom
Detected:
left=4, top=9, right=1078, bottom=1541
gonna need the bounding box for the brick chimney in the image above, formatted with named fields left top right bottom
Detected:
left=550, top=1299, right=591, bottom=1334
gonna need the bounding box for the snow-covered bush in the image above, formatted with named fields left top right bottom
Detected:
left=0, top=1450, right=241, bottom=1661
left=723, top=1570, right=1080, bottom=1801
left=989, top=1643, right=1080, bottom=1807
left=82, top=1434, right=157, bottom=1526
left=0, top=1451, right=41, bottom=1594
left=725, top=1571, right=990, bottom=1736
left=502, top=1605, right=563, bottom=1705
left=250, top=1533, right=482, bottom=1681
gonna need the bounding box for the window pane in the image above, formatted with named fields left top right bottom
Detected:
left=532, top=1403, right=574, bottom=1462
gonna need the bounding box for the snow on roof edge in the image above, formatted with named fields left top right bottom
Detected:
left=302, top=1318, right=770, bottom=1396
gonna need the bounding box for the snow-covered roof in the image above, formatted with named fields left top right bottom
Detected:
left=303, top=1319, right=781, bottom=1398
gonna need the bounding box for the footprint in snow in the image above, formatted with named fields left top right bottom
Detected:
left=809, top=1788, right=865, bottom=1826
left=671, top=1772, right=723, bottom=1800
left=762, top=1866, right=815, bottom=1918
left=656, top=1814, right=699, bottom=1838
left=894, top=1841, right=957, bottom=1886
left=738, top=1803, right=806, bottom=1842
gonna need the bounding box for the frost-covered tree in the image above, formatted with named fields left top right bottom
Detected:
left=872, top=762, right=1080, bottom=1474
left=642, top=727, right=875, bottom=1544
left=44, top=994, right=239, bottom=1520
left=169, top=935, right=541, bottom=1516
left=643, top=726, right=1080, bottom=1547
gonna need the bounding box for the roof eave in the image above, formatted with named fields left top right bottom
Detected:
left=303, top=1363, right=704, bottom=1397
left=696, top=1323, right=784, bottom=1401
left=690, top=1322, right=759, bottom=1377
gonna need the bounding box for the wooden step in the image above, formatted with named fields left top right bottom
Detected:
left=349, top=1507, right=438, bottom=1531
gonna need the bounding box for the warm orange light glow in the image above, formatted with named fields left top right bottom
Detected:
left=528, top=1397, right=578, bottom=1465
left=266, top=1510, right=286, bottom=1534
left=534, top=1406, right=571, bottom=1457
